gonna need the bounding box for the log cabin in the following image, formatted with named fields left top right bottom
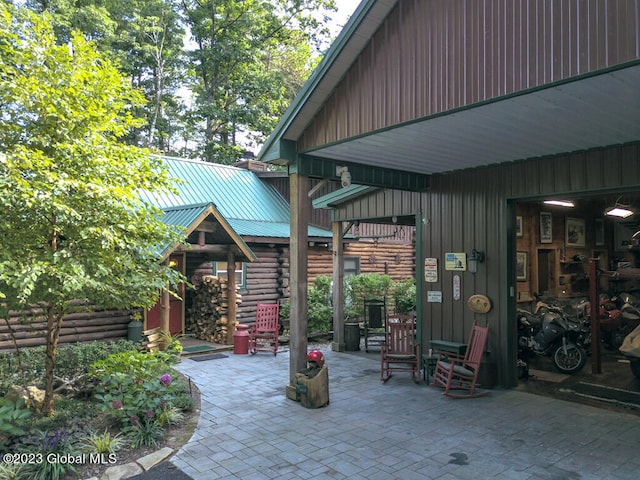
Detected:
left=0, top=155, right=415, bottom=351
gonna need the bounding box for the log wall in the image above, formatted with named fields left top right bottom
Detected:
left=0, top=233, right=416, bottom=351
left=0, top=307, right=131, bottom=351
left=309, top=240, right=415, bottom=283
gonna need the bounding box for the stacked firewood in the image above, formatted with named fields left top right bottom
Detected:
left=187, top=275, right=241, bottom=344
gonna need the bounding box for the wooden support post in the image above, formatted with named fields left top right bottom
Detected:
left=287, top=172, right=309, bottom=398
left=160, top=287, right=170, bottom=350
left=589, top=259, right=601, bottom=374
left=226, top=250, right=237, bottom=344
left=332, top=221, right=345, bottom=351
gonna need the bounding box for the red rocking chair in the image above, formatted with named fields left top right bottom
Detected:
left=431, top=321, right=490, bottom=398
left=380, top=314, right=421, bottom=383
left=249, top=303, right=280, bottom=356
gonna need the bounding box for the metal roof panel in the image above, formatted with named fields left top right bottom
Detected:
left=143, top=157, right=334, bottom=240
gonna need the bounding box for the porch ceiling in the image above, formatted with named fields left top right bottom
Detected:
left=305, top=64, right=640, bottom=176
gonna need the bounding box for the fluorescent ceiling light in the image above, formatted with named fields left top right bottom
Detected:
left=606, top=207, right=634, bottom=218
left=544, top=200, right=574, bottom=207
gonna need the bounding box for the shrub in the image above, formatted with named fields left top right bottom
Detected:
left=81, top=429, right=127, bottom=455
left=91, top=350, right=191, bottom=446
left=393, top=279, right=416, bottom=314
left=0, top=398, right=31, bottom=451
left=345, top=274, right=393, bottom=319
left=285, top=274, right=412, bottom=334
left=307, top=276, right=333, bottom=332
left=26, top=428, right=78, bottom=480
left=0, top=461, right=28, bottom=480
left=0, top=340, right=136, bottom=397
left=128, top=417, right=163, bottom=448
left=156, top=406, right=185, bottom=427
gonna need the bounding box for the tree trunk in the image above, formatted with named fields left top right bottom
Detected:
left=43, top=303, right=64, bottom=417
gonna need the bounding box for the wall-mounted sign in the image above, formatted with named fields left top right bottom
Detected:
left=453, top=274, right=461, bottom=300
left=427, top=291, right=442, bottom=303
left=424, top=257, right=438, bottom=282
left=445, top=252, right=467, bottom=271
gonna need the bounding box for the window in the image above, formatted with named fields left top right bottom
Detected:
left=344, top=256, right=360, bottom=277
left=214, top=261, right=245, bottom=287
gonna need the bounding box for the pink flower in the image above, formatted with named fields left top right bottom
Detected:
left=160, top=374, right=172, bottom=386
left=112, top=400, right=123, bottom=410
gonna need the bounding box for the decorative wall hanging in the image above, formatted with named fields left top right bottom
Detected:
left=565, top=217, right=585, bottom=247
left=540, top=211, right=552, bottom=243
left=516, top=252, right=527, bottom=281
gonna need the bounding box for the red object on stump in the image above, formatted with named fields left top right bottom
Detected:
left=233, top=324, right=249, bottom=354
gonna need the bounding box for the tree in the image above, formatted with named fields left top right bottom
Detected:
left=182, top=0, right=336, bottom=163
left=12, top=0, right=337, bottom=161
left=0, top=5, right=186, bottom=416
left=17, top=0, right=187, bottom=155
left=101, top=0, right=186, bottom=152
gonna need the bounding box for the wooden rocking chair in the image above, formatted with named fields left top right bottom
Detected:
left=380, top=314, right=421, bottom=383
left=249, top=303, right=280, bottom=356
left=431, top=321, right=489, bottom=398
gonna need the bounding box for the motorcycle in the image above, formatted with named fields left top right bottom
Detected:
left=619, top=323, right=640, bottom=379
left=587, top=293, right=625, bottom=349
left=609, top=292, right=640, bottom=347
left=517, top=294, right=590, bottom=375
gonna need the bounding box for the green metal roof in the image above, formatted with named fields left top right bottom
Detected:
left=161, top=203, right=256, bottom=261
left=144, top=156, right=333, bottom=240
left=312, top=185, right=377, bottom=209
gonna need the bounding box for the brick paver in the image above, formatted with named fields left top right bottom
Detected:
left=171, top=346, right=640, bottom=479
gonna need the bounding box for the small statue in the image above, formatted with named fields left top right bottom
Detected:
left=294, top=349, right=329, bottom=408
left=298, top=349, right=324, bottom=379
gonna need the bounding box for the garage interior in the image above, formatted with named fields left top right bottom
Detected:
left=514, top=191, right=640, bottom=414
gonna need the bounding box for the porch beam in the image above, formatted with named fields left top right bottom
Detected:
left=295, top=154, right=430, bottom=192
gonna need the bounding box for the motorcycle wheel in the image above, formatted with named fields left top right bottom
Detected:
left=630, top=360, right=640, bottom=379
left=552, top=343, right=587, bottom=374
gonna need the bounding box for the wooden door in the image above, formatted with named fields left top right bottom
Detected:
left=145, top=253, right=185, bottom=335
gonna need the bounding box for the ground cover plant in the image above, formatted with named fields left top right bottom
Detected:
left=0, top=340, right=195, bottom=480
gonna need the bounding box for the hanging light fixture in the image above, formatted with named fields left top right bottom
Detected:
left=605, top=197, right=634, bottom=218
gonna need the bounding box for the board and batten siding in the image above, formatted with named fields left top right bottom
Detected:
left=330, top=142, right=640, bottom=387
left=300, top=0, right=640, bottom=152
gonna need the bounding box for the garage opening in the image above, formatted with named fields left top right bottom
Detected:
left=514, top=192, right=640, bottom=412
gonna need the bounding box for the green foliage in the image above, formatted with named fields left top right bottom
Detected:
left=81, top=429, right=127, bottom=455
left=26, top=396, right=100, bottom=435
left=182, top=0, right=337, bottom=162
left=279, top=301, right=291, bottom=322
left=393, top=279, right=417, bottom=314
left=0, top=5, right=186, bottom=414
left=27, top=429, right=77, bottom=480
left=156, top=406, right=185, bottom=426
left=128, top=417, right=164, bottom=448
left=344, top=274, right=393, bottom=319
left=160, top=332, right=183, bottom=356
left=0, top=340, right=137, bottom=397
left=0, top=461, right=28, bottom=480
left=302, top=274, right=416, bottom=333
left=0, top=398, right=31, bottom=450
left=307, top=276, right=333, bottom=332
left=171, top=392, right=195, bottom=412
left=91, top=350, right=191, bottom=446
